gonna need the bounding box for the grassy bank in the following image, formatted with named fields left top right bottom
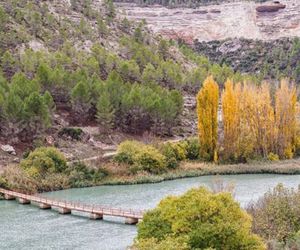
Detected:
left=2, top=157, right=300, bottom=194
left=99, top=158, right=300, bottom=186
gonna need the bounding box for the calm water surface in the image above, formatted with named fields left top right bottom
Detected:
left=1, top=174, right=300, bottom=250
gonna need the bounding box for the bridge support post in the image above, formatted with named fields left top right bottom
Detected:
left=4, top=194, right=15, bottom=200
left=125, top=217, right=139, bottom=225
left=90, top=213, right=103, bottom=220
left=39, top=203, right=51, bottom=209
left=58, top=207, right=71, bottom=214
left=19, top=198, right=30, bottom=205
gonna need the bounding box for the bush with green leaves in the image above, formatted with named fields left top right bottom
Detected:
left=115, top=140, right=167, bottom=174
left=58, top=127, right=84, bottom=141
left=135, top=187, right=265, bottom=250
left=67, top=162, right=108, bottom=188
left=247, top=184, right=300, bottom=243
left=20, top=147, right=67, bottom=179
left=185, top=138, right=200, bottom=160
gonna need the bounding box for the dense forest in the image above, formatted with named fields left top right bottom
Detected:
left=0, top=0, right=258, bottom=144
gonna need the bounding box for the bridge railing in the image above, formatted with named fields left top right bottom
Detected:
left=0, top=188, right=145, bottom=219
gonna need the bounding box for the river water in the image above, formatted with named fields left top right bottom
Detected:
left=1, top=174, right=300, bottom=250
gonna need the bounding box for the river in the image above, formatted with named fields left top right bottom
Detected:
left=1, top=174, right=300, bottom=250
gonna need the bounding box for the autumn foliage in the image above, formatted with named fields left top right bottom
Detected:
left=197, top=77, right=298, bottom=162
left=196, top=76, right=219, bottom=161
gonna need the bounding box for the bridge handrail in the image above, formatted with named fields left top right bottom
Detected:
left=0, top=188, right=145, bottom=219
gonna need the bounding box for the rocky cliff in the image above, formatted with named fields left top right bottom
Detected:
left=118, top=0, right=300, bottom=43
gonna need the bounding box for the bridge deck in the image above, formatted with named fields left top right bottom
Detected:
left=0, top=188, right=144, bottom=221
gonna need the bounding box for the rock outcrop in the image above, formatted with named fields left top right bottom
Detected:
left=256, top=3, right=286, bottom=13
left=118, top=0, right=300, bottom=42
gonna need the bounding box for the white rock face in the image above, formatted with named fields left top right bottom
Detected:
left=118, top=0, right=300, bottom=42
left=1, top=145, right=16, bottom=155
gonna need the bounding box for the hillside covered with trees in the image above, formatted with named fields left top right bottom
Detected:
left=194, top=38, right=300, bottom=83
left=0, top=0, right=262, bottom=148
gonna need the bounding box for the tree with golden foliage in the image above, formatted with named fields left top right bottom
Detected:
left=223, top=82, right=276, bottom=161
left=199, top=77, right=298, bottom=162
left=252, top=83, right=275, bottom=157
left=197, top=76, right=219, bottom=160
left=275, top=80, right=297, bottom=158
left=222, top=79, right=240, bottom=160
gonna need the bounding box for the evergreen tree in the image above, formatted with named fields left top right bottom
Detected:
left=96, top=91, right=115, bottom=134
left=23, top=92, right=51, bottom=129
left=71, top=81, right=92, bottom=121
left=158, top=39, right=169, bottom=60
left=105, top=0, right=116, bottom=21
left=0, top=6, right=8, bottom=32
left=97, top=18, right=108, bottom=37
left=43, top=91, right=56, bottom=112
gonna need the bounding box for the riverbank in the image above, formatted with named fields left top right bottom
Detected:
left=2, top=157, right=300, bottom=194
left=99, top=158, right=300, bottom=186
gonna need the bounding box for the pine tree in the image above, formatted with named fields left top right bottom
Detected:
left=43, top=91, right=56, bottom=112
left=197, top=76, right=219, bottom=161
left=71, top=81, right=91, bottom=121
left=97, top=18, right=108, bottom=37
left=158, top=39, right=169, bottom=60
left=105, top=0, right=116, bottom=21
left=96, top=91, right=115, bottom=134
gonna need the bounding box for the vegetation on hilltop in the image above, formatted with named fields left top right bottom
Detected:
left=114, top=0, right=267, bottom=8
left=194, top=38, right=300, bottom=83
left=0, top=0, right=258, bottom=144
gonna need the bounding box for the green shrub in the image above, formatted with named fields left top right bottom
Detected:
left=115, top=140, right=166, bottom=173
left=135, top=187, right=265, bottom=250
left=171, top=141, right=187, bottom=161
left=67, top=162, right=108, bottom=188
left=161, top=143, right=179, bottom=169
left=114, top=140, right=142, bottom=165
left=160, top=139, right=199, bottom=169
left=135, top=146, right=166, bottom=174
left=160, top=141, right=187, bottom=169
left=247, top=184, right=300, bottom=243
left=185, top=138, right=200, bottom=160
left=58, top=127, right=83, bottom=141
left=20, top=147, right=67, bottom=178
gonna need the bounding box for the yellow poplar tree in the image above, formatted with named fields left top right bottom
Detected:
left=236, top=83, right=256, bottom=160
left=197, top=76, right=219, bottom=160
left=253, top=83, right=275, bottom=157
left=275, top=80, right=297, bottom=158
left=222, top=79, right=240, bottom=160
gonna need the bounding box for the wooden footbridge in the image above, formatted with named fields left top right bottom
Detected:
left=0, top=188, right=144, bottom=225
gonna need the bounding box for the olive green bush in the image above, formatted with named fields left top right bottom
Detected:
left=115, top=140, right=167, bottom=173
left=67, top=162, right=109, bottom=188
left=135, top=187, right=265, bottom=250
left=247, top=184, right=300, bottom=243
left=21, top=147, right=68, bottom=178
